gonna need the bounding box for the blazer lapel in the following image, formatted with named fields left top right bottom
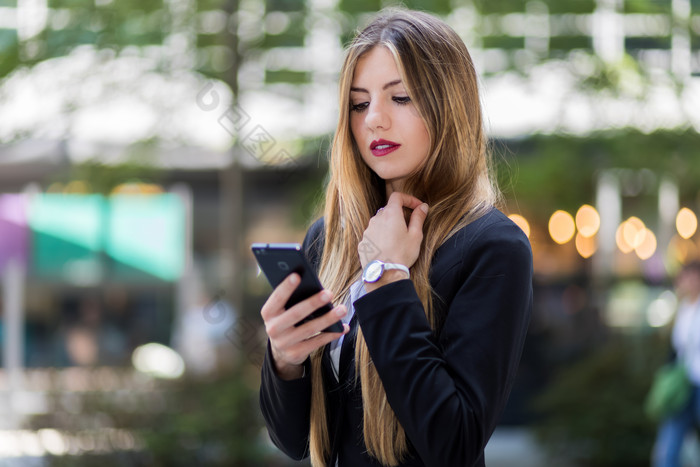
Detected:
left=338, top=313, right=358, bottom=381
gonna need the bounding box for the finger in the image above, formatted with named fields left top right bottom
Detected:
left=387, top=191, right=424, bottom=211
left=292, top=322, right=350, bottom=358
left=261, top=273, right=300, bottom=321
left=281, top=304, right=347, bottom=347
left=274, top=288, right=335, bottom=332
left=408, top=203, right=429, bottom=238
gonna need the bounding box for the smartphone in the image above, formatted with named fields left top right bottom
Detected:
left=251, top=243, right=343, bottom=333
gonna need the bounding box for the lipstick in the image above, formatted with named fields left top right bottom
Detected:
left=370, top=139, right=400, bottom=157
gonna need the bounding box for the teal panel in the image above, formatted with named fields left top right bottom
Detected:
left=106, top=194, right=185, bottom=281
left=29, top=194, right=104, bottom=277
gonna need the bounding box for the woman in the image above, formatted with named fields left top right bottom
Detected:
left=652, top=261, right=700, bottom=467
left=259, top=8, right=532, bottom=467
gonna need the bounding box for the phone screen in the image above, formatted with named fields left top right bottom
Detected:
left=252, top=243, right=343, bottom=333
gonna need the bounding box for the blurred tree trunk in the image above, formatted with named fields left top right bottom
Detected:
left=218, top=0, right=244, bottom=349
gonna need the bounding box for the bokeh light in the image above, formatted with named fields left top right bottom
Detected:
left=634, top=228, right=657, bottom=260
left=508, top=214, right=531, bottom=238
left=549, top=210, right=575, bottom=244
left=132, top=343, right=185, bottom=379
left=668, top=235, right=699, bottom=263
left=575, top=232, right=597, bottom=258
left=676, top=207, right=698, bottom=239
left=615, top=222, right=634, bottom=253
left=622, top=216, right=646, bottom=249
left=37, top=429, right=67, bottom=456
left=575, top=204, right=600, bottom=238
left=646, top=290, right=677, bottom=328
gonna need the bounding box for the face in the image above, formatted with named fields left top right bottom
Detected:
left=349, top=46, right=431, bottom=193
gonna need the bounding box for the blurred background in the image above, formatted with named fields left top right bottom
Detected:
left=0, top=0, right=699, bottom=465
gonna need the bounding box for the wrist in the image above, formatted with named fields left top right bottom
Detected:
left=275, top=360, right=305, bottom=380
left=271, top=347, right=305, bottom=380
left=362, top=259, right=410, bottom=284
left=364, top=268, right=409, bottom=292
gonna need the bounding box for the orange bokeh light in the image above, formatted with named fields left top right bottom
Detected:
left=575, top=205, right=600, bottom=238
left=676, top=207, right=698, bottom=239
left=549, top=210, right=575, bottom=244
left=635, top=228, right=656, bottom=260
left=575, top=232, right=597, bottom=258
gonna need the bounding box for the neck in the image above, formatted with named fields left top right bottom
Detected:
left=385, top=180, right=404, bottom=198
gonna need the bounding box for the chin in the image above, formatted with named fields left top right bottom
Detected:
left=374, top=173, right=399, bottom=183
left=368, top=166, right=403, bottom=181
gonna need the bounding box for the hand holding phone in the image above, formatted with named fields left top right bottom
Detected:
left=254, top=243, right=348, bottom=380
left=252, top=243, right=343, bottom=333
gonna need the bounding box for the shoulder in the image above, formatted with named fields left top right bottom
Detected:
left=447, top=208, right=529, bottom=255
left=431, top=208, right=532, bottom=282
left=301, top=217, right=325, bottom=271
left=302, top=217, right=325, bottom=250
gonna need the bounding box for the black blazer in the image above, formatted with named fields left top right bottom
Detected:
left=260, top=208, right=533, bottom=467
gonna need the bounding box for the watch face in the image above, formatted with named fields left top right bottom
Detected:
left=363, top=260, right=384, bottom=283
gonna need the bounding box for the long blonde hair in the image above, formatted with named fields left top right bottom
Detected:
left=309, top=9, right=499, bottom=466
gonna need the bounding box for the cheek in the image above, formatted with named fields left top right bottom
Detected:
left=397, top=107, right=428, bottom=142
left=411, top=118, right=430, bottom=152
left=420, top=124, right=430, bottom=147
left=350, top=116, right=365, bottom=145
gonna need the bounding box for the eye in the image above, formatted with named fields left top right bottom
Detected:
left=350, top=102, right=369, bottom=113
left=393, top=96, right=411, bottom=105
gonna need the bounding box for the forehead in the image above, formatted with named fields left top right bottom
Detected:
left=351, top=46, right=402, bottom=86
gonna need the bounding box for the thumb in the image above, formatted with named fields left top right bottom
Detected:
left=408, top=203, right=429, bottom=238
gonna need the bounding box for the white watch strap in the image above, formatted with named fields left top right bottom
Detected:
left=383, top=262, right=410, bottom=278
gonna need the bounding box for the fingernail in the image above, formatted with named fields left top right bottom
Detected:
left=321, top=290, right=331, bottom=301
left=289, top=273, right=299, bottom=285
left=335, top=305, right=346, bottom=316
left=343, top=323, right=350, bottom=333
left=420, top=203, right=429, bottom=214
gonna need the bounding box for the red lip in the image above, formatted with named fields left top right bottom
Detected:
left=370, top=139, right=400, bottom=157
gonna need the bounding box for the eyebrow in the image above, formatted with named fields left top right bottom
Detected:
left=350, top=79, right=403, bottom=93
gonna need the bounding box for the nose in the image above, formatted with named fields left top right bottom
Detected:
left=365, top=100, right=390, bottom=131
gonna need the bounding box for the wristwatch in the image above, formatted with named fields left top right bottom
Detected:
left=362, top=260, right=410, bottom=283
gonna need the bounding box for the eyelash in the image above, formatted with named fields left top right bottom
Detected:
left=350, top=96, right=411, bottom=113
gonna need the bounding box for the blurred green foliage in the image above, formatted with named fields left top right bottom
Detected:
left=473, top=0, right=524, bottom=14
left=400, top=0, right=451, bottom=13
left=0, top=29, right=19, bottom=78
left=624, top=0, right=672, bottom=14
left=549, top=36, right=591, bottom=52
left=482, top=36, right=525, bottom=49
left=1, top=0, right=693, bottom=80
left=576, top=54, right=648, bottom=95
left=267, top=0, right=305, bottom=12
left=57, top=151, right=161, bottom=195
left=532, top=332, right=668, bottom=467
left=260, top=14, right=307, bottom=48
left=474, top=0, right=669, bottom=14
left=265, top=69, right=310, bottom=84
left=543, top=0, right=596, bottom=14
left=136, top=368, right=265, bottom=466
left=498, top=129, right=700, bottom=218
left=625, top=37, right=672, bottom=51
left=339, top=0, right=381, bottom=14
left=28, top=363, right=269, bottom=467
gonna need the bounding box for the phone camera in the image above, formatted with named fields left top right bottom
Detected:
left=278, top=261, right=289, bottom=271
